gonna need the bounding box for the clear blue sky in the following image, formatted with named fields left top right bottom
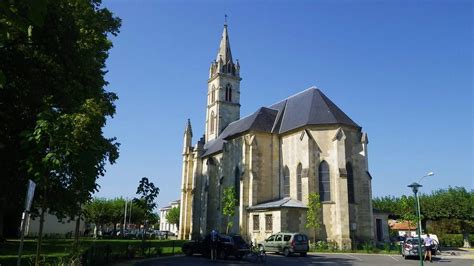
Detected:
left=97, top=0, right=473, bottom=210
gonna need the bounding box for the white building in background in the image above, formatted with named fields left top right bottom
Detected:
left=159, top=199, right=180, bottom=235
left=26, top=211, right=85, bottom=237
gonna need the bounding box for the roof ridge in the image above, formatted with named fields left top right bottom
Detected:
left=314, top=89, right=339, bottom=124
left=268, top=86, right=318, bottom=107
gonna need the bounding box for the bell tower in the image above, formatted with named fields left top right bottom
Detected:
left=205, top=21, right=241, bottom=142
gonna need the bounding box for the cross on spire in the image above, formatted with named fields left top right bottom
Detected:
left=224, top=14, right=228, bottom=26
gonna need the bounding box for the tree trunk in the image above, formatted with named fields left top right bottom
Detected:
left=74, top=211, right=81, bottom=249
left=35, top=207, right=46, bottom=266
left=462, top=231, right=471, bottom=248
left=0, top=197, right=5, bottom=242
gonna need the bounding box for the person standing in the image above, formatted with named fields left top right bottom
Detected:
left=424, top=234, right=433, bottom=263
left=210, top=229, right=218, bottom=261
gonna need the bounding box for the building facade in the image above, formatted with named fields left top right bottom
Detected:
left=179, top=23, right=374, bottom=249
left=159, top=200, right=180, bottom=235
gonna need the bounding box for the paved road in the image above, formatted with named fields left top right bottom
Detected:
left=135, top=253, right=474, bottom=265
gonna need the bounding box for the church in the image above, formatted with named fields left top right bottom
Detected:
left=179, top=22, right=374, bottom=249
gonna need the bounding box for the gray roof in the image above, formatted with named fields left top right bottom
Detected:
left=269, top=87, right=359, bottom=134
left=202, top=107, right=278, bottom=157
left=247, top=197, right=307, bottom=211
left=201, top=87, right=359, bottom=157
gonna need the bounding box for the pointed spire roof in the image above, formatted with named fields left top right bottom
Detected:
left=185, top=118, right=193, bottom=137
left=216, top=23, right=233, bottom=63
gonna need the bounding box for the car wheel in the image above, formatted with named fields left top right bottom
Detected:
left=300, top=252, right=307, bottom=257
left=283, top=248, right=290, bottom=257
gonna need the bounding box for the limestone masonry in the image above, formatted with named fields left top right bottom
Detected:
left=179, top=22, right=374, bottom=249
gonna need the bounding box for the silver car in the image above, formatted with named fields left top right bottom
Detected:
left=258, top=232, right=309, bottom=257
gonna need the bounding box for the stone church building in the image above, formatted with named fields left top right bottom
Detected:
left=179, top=23, right=374, bottom=248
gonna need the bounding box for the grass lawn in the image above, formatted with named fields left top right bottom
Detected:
left=0, top=238, right=186, bottom=265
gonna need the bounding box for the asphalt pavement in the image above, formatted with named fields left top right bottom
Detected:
left=124, top=252, right=474, bottom=266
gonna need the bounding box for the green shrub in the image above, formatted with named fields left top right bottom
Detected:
left=310, top=240, right=329, bottom=251
left=440, top=234, right=464, bottom=247
left=361, top=242, right=374, bottom=253
left=328, top=240, right=338, bottom=251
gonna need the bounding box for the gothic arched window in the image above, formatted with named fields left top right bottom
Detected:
left=210, top=111, right=215, bottom=134
left=211, top=86, right=216, bottom=103
left=283, top=166, right=290, bottom=198
left=347, top=162, right=355, bottom=203
left=225, top=84, right=232, bottom=102
left=297, top=163, right=302, bottom=201
left=319, top=161, right=331, bottom=201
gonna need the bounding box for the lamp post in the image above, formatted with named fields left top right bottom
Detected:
left=416, top=172, right=434, bottom=235
left=408, top=182, right=424, bottom=266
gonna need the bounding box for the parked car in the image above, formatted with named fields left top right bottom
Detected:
left=182, top=233, right=250, bottom=259
left=258, top=232, right=309, bottom=257
left=227, top=235, right=251, bottom=259
left=402, top=237, right=424, bottom=259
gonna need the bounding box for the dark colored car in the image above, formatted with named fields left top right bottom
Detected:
left=228, top=235, right=251, bottom=259
left=182, top=234, right=250, bottom=259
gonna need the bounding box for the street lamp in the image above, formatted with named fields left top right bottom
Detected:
left=408, top=182, right=424, bottom=266
left=416, top=172, right=434, bottom=235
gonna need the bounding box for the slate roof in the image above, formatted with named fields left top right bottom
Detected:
left=202, top=107, right=278, bottom=157
left=269, top=87, right=360, bottom=134
left=201, top=87, right=359, bottom=157
left=247, top=197, right=307, bottom=211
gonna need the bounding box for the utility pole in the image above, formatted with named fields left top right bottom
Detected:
left=123, top=199, right=128, bottom=234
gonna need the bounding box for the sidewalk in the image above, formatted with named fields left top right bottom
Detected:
left=438, top=248, right=474, bottom=260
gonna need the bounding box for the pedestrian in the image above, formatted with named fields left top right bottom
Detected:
left=210, top=229, right=218, bottom=261
left=424, top=234, right=433, bottom=263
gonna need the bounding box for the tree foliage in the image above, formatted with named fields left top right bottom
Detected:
left=133, top=177, right=160, bottom=220
left=306, top=192, right=322, bottom=241
left=166, top=207, right=180, bottom=229
left=222, top=187, right=237, bottom=234
left=84, top=197, right=148, bottom=228
left=0, top=0, right=121, bottom=244
left=373, top=187, right=473, bottom=247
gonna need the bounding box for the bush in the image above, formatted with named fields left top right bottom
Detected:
left=440, top=234, right=464, bottom=247
left=361, top=242, right=374, bottom=253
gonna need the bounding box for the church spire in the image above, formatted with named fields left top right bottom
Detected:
left=216, top=19, right=233, bottom=63
left=209, top=17, right=239, bottom=78
left=183, top=119, right=193, bottom=154
left=205, top=19, right=241, bottom=142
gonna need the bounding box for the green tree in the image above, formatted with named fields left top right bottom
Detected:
left=133, top=177, right=159, bottom=246
left=306, top=192, right=322, bottom=241
left=222, top=187, right=237, bottom=234
left=0, top=0, right=121, bottom=255
left=84, top=198, right=112, bottom=229
left=422, top=187, right=473, bottom=247
left=166, top=207, right=180, bottom=230
left=373, top=187, right=473, bottom=247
